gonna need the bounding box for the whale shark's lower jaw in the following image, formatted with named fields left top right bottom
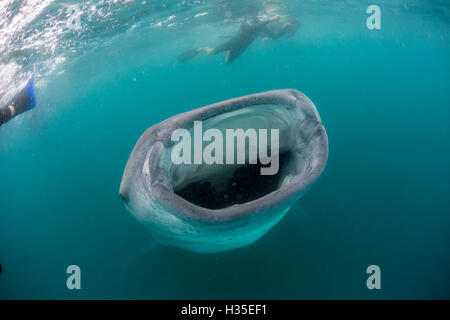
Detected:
left=120, top=89, right=328, bottom=253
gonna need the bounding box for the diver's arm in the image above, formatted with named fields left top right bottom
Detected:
left=0, top=77, right=36, bottom=127
left=198, top=47, right=214, bottom=55
left=261, top=14, right=289, bottom=39
left=263, top=24, right=288, bottom=39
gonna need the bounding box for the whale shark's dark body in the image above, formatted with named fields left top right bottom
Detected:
left=120, top=89, right=328, bottom=253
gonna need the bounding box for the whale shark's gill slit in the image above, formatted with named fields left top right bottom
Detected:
left=174, top=151, right=292, bottom=210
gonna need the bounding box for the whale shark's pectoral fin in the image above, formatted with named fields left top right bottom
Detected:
left=120, top=238, right=159, bottom=279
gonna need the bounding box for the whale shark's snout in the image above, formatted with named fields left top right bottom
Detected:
left=119, top=181, right=127, bottom=201
left=119, top=89, right=328, bottom=253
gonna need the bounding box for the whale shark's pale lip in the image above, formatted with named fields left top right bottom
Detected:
left=120, top=89, right=328, bottom=252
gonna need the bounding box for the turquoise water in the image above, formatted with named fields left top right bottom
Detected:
left=1, top=0, right=449, bottom=299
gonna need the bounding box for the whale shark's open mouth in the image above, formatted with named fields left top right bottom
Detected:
left=119, top=89, right=328, bottom=252
left=163, top=103, right=307, bottom=210
left=174, top=151, right=292, bottom=209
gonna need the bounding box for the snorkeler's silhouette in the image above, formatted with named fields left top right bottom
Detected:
left=178, top=15, right=299, bottom=64
left=0, top=77, right=36, bottom=127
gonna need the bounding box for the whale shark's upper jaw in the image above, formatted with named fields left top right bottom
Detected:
left=119, top=89, right=328, bottom=252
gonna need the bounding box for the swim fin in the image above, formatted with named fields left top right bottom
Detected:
left=178, top=48, right=200, bottom=62
left=0, top=76, right=36, bottom=127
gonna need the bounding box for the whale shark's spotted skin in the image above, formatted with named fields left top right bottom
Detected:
left=119, top=89, right=328, bottom=253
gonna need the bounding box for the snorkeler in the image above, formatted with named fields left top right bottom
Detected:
left=0, top=77, right=36, bottom=127
left=178, top=14, right=299, bottom=64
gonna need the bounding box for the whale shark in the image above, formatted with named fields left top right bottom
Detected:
left=119, top=89, right=328, bottom=253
